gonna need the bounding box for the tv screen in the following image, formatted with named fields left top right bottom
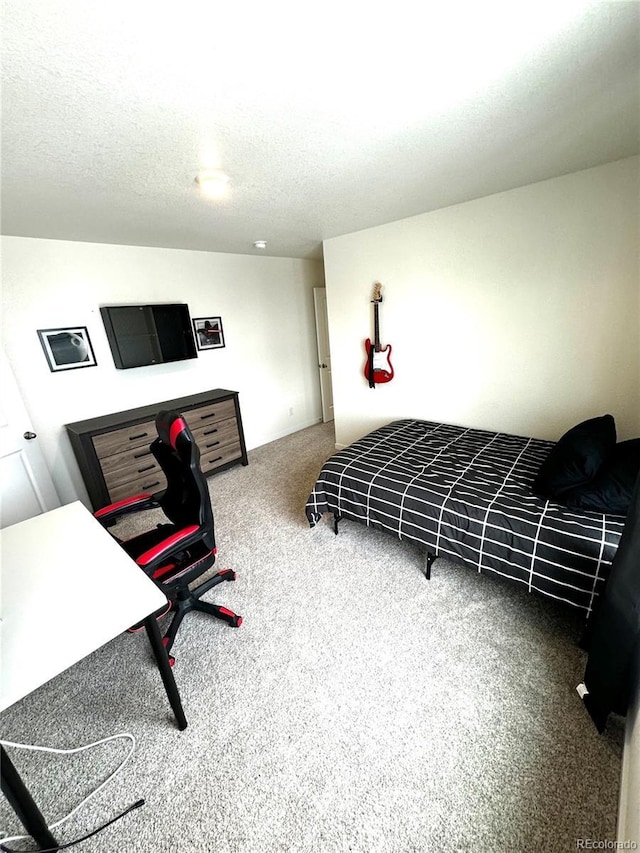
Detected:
left=100, top=304, right=197, bottom=369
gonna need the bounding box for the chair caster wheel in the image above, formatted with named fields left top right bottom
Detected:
left=218, top=569, right=236, bottom=582
left=217, top=606, right=242, bottom=627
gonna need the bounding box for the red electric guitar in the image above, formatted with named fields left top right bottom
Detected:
left=364, top=282, right=394, bottom=387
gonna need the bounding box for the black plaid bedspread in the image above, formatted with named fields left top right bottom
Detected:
left=305, top=419, right=626, bottom=614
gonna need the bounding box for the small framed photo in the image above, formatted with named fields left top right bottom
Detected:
left=192, top=316, right=225, bottom=351
left=37, top=326, right=97, bottom=372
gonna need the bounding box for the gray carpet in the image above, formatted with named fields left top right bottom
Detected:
left=0, top=421, right=625, bottom=852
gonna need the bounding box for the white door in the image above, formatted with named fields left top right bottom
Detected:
left=0, top=347, right=60, bottom=528
left=313, top=288, right=334, bottom=423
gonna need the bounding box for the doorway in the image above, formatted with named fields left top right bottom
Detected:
left=0, top=347, right=60, bottom=527
left=313, top=288, right=334, bottom=424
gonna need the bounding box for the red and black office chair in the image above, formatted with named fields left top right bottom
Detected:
left=94, top=409, right=241, bottom=665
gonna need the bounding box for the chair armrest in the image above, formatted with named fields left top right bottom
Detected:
left=94, top=493, right=159, bottom=524
left=135, top=525, right=200, bottom=568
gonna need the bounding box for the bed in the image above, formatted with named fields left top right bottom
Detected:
left=305, top=419, right=628, bottom=615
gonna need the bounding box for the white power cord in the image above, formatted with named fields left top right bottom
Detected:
left=0, top=732, right=137, bottom=848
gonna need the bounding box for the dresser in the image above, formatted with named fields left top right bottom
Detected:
left=66, top=389, right=248, bottom=511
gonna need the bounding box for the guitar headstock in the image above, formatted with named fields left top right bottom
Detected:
left=371, top=282, right=383, bottom=303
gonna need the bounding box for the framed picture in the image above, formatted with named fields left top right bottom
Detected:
left=37, top=326, right=97, bottom=372
left=192, top=316, right=225, bottom=351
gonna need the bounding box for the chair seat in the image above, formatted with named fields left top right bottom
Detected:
left=121, top=524, right=216, bottom=590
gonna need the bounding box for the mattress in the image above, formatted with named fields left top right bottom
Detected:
left=305, top=419, right=626, bottom=614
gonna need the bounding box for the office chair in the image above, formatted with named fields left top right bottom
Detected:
left=95, top=409, right=242, bottom=665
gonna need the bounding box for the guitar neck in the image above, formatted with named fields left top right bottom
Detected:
left=373, top=303, right=380, bottom=352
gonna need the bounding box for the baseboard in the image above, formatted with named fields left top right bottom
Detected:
left=253, top=417, right=323, bottom=447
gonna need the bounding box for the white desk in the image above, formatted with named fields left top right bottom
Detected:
left=0, top=501, right=187, bottom=849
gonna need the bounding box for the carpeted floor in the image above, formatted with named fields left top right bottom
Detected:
left=0, top=421, right=625, bottom=852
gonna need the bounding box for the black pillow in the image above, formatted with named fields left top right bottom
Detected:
left=562, top=439, right=640, bottom=516
left=533, top=414, right=616, bottom=497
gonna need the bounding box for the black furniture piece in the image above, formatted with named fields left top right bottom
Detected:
left=306, top=419, right=627, bottom=614
left=100, top=303, right=197, bottom=369
left=66, top=389, right=248, bottom=512
left=582, top=472, right=640, bottom=731
left=95, top=410, right=242, bottom=664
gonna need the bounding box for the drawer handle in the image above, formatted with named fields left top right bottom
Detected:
left=137, top=464, right=155, bottom=473
left=209, top=456, right=223, bottom=464
left=129, top=432, right=149, bottom=441
left=203, top=427, right=219, bottom=436
left=142, top=480, right=160, bottom=490
left=133, top=450, right=152, bottom=459
left=200, top=412, right=218, bottom=420
left=205, top=440, right=220, bottom=449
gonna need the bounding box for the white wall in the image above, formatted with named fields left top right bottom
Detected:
left=0, top=237, right=324, bottom=504
left=323, top=157, right=640, bottom=447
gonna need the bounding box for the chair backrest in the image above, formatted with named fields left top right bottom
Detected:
left=153, top=410, right=215, bottom=551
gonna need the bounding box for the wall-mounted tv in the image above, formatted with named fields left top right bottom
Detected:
left=100, top=304, right=197, bottom=369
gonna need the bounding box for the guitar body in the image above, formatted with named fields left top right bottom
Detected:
left=364, top=338, right=394, bottom=383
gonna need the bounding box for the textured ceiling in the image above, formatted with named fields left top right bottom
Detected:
left=1, top=1, right=639, bottom=259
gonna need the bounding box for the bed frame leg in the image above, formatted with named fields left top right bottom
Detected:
left=424, top=552, right=436, bottom=580
left=579, top=616, right=594, bottom=651
left=333, top=513, right=341, bottom=535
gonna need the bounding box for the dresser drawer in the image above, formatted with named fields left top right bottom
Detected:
left=200, top=441, right=242, bottom=474
left=103, top=455, right=163, bottom=492
left=183, top=399, right=236, bottom=429
left=190, top=417, right=239, bottom=453
left=92, top=420, right=157, bottom=459
left=99, top=442, right=157, bottom=477
left=107, top=469, right=167, bottom=504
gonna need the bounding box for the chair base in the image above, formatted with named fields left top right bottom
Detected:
left=162, top=568, right=242, bottom=663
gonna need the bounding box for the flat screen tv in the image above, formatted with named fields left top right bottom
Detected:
left=100, top=304, right=197, bottom=369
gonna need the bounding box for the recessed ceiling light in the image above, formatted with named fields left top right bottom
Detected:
left=253, top=240, right=267, bottom=249
left=196, top=170, right=230, bottom=199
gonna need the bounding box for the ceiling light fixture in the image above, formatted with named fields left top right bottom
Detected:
left=196, top=170, right=230, bottom=199
left=253, top=240, right=267, bottom=249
